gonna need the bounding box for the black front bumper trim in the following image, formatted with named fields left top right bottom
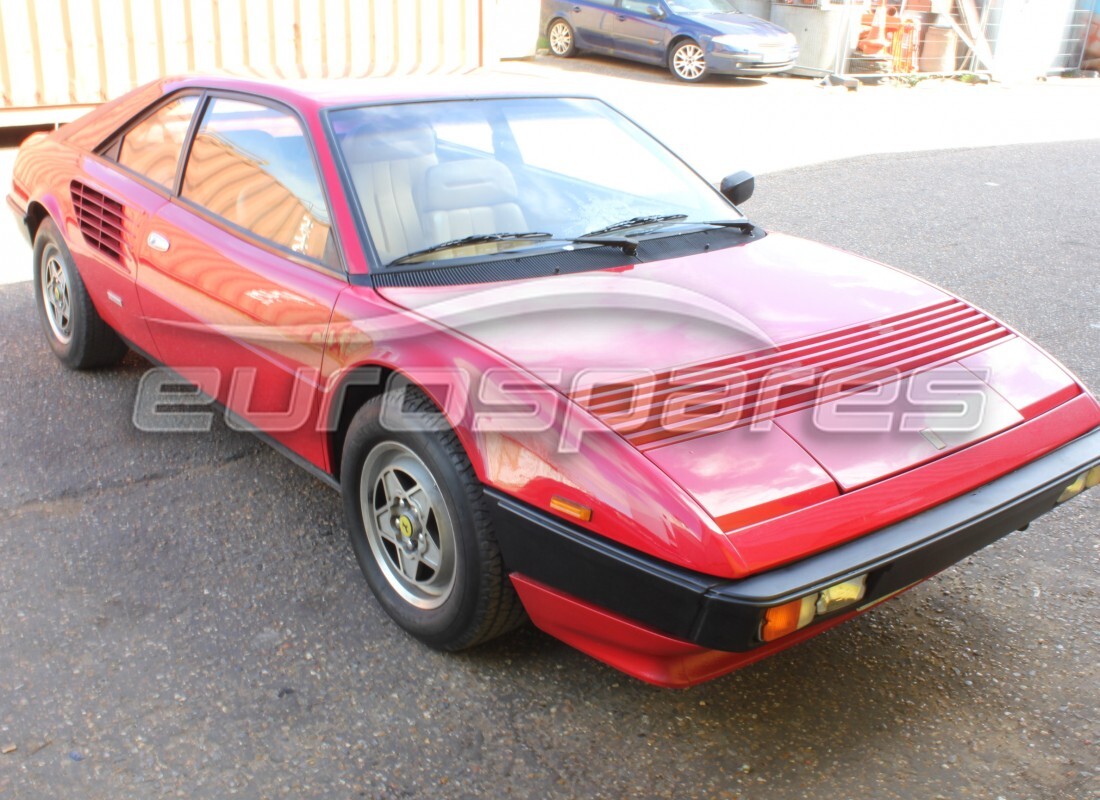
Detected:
left=487, top=427, right=1100, bottom=652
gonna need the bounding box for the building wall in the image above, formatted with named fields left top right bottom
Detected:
left=0, top=0, right=486, bottom=116
left=484, top=0, right=541, bottom=60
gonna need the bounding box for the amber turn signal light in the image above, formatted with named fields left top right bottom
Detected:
left=760, top=596, right=816, bottom=643
left=549, top=495, right=593, bottom=522
left=760, top=575, right=868, bottom=643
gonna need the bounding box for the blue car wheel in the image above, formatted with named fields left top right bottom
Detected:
left=669, top=40, right=707, bottom=82
left=548, top=18, right=577, bottom=57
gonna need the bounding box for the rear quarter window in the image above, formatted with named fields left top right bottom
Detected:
left=115, top=95, right=200, bottom=190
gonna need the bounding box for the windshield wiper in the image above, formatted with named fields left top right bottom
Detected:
left=564, top=234, right=641, bottom=256
left=391, top=232, right=553, bottom=265
left=579, top=214, right=688, bottom=238
left=570, top=216, right=754, bottom=254
left=693, top=219, right=756, bottom=234
left=388, top=218, right=753, bottom=267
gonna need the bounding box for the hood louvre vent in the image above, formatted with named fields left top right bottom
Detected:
left=71, top=181, right=125, bottom=263
left=574, top=299, right=1015, bottom=450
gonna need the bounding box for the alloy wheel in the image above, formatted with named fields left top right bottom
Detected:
left=360, top=441, right=457, bottom=610
left=41, top=251, right=73, bottom=343
left=672, top=43, right=706, bottom=81
left=549, top=22, right=573, bottom=56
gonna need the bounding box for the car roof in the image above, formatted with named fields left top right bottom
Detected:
left=59, top=73, right=600, bottom=163
left=162, top=73, right=589, bottom=111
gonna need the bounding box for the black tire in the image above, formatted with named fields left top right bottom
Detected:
left=33, top=217, right=128, bottom=369
left=340, top=386, right=525, bottom=651
left=669, top=39, right=708, bottom=82
left=548, top=18, right=577, bottom=57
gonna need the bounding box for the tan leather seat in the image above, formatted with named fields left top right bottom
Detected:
left=339, top=123, right=438, bottom=264
left=422, top=160, right=527, bottom=247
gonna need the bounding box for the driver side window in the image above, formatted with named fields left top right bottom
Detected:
left=180, top=97, right=333, bottom=264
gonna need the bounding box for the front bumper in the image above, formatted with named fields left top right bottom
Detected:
left=491, top=426, right=1100, bottom=667
left=705, top=49, right=798, bottom=76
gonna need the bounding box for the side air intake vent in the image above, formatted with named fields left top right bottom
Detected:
left=71, top=181, right=125, bottom=262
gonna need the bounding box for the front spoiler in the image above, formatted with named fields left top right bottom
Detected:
left=489, top=426, right=1100, bottom=653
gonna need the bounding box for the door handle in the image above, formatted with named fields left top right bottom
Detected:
left=147, top=232, right=170, bottom=252
left=617, top=13, right=626, bottom=20
left=572, top=5, right=581, bottom=11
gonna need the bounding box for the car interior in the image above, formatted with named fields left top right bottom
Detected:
left=339, top=121, right=541, bottom=263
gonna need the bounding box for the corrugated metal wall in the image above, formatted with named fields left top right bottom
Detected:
left=0, top=0, right=485, bottom=111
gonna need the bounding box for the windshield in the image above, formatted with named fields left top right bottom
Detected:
left=667, top=0, right=739, bottom=13
left=329, top=97, right=743, bottom=266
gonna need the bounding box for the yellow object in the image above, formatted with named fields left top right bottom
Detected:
left=1058, top=475, right=1088, bottom=504
left=760, top=596, right=816, bottom=643
left=550, top=496, right=593, bottom=522
left=761, top=574, right=870, bottom=643
left=816, top=576, right=868, bottom=616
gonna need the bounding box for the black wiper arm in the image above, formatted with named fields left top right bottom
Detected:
left=391, top=232, right=553, bottom=265
left=695, top=219, right=756, bottom=234
left=580, top=214, right=688, bottom=238
left=566, top=235, right=641, bottom=256
left=568, top=215, right=754, bottom=255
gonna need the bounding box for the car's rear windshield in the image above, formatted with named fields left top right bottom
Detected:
left=328, top=97, right=744, bottom=273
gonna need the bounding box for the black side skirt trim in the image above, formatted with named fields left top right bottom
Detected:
left=122, top=339, right=340, bottom=492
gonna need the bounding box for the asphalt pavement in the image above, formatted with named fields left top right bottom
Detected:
left=1, top=138, right=1098, bottom=799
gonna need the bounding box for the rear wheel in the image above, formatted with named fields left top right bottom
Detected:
left=33, top=218, right=128, bottom=369
left=669, top=40, right=707, bottom=82
left=341, top=387, right=525, bottom=650
left=548, top=19, right=577, bottom=57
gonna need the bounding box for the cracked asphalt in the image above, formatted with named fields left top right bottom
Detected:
left=1, top=140, right=1098, bottom=799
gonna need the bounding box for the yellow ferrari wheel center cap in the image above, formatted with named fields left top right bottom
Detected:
left=398, top=515, right=414, bottom=539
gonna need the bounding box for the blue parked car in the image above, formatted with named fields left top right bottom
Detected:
left=542, top=0, right=799, bottom=82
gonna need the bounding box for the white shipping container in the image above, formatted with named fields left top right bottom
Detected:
left=0, top=0, right=488, bottom=118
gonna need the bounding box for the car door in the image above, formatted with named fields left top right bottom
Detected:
left=134, top=94, right=346, bottom=466
left=71, top=93, right=204, bottom=359
left=566, top=0, right=619, bottom=51
left=611, top=0, right=671, bottom=63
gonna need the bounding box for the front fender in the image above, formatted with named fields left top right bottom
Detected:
left=320, top=284, right=747, bottom=578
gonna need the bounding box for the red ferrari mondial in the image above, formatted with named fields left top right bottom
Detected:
left=9, top=77, right=1099, bottom=687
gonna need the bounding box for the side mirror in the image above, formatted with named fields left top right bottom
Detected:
left=646, top=5, right=665, bottom=19
left=720, top=170, right=755, bottom=206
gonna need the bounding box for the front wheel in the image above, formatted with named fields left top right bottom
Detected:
left=341, top=388, right=525, bottom=651
left=548, top=19, right=577, bottom=57
left=669, top=40, right=708, bottom=82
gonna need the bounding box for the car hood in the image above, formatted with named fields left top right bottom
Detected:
left=375, top=233, right=949, bottom=381
left=376, top=232, right=1078, bottom=527
left=678, top=11, right=791, bottom=38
